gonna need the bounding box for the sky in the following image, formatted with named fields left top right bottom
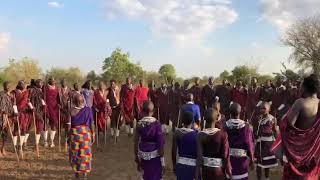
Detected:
left=0, top=0, right=319, bottom=78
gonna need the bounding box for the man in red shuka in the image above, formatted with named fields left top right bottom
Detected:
left=157, top=83, right=170, bottom=134
left=274, top=74, right=320, bottom=180
left=13, top=80, right=32, bottom=153
left=44, top=77, right=60, bottom=148
left=230, top=80, right=247, bottom=120
left=93, top=81, right=112, bottom=135
left=58, top=78, right=72, bottom=149
left=134, top=79, right=149, bottom=120
left=120, top=77, right=135, bottom=136
left=246, top=77, right=261, bottom=123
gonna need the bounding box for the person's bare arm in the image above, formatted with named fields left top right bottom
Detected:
left=287, top=99, right=302, bottom=126
left=272, top=117, right=279, bottom=138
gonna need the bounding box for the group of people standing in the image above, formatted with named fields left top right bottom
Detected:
left=0, top=74, right=319, bottom=180
left=134, top=75, right=320, bottom=180
left=0, top=78, right=66, bottom=157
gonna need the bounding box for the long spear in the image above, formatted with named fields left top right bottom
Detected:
left=114, top=113, right=121, bottom=144
left=3, top=114, right=19, bottom=162
left=58, top=109, right=61, bottom=152
left=32, top=111, right=39, bottom=157
left=58, top=87, right=64, bottom=152
left=104, top=117, right=108, bottom=146
left=95, top=111, right=99, bottom=147
left=43, top=78, right=48, bottom=137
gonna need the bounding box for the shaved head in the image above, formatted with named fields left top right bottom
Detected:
left=186, top=93, right=194, bottom=102
left=261, top=101, right=271, bottom=109
left=143, top=100, right=154, bottom=115
left=260, top=101, right=271, bottom=115
left=229, top=103, right=241, bottom=118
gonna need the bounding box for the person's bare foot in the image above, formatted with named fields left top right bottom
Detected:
left=1, top=148, right=6, bottom=156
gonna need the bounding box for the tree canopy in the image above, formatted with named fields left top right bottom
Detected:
left=102, top=48, right=144, bottom=83
left=46, top=67, right=84, bottom=86
left=282, top=16, right=320, bottom=76
left=227, top=65, right=259, bottom=84
left=158, top=64, right=176, bottom=83
left=1, top=58, right=42, bottom=84
left=86, top=70, right=100, bottom=86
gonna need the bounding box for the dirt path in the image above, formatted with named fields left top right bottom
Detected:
left=0, top=132, right=282, bottom=180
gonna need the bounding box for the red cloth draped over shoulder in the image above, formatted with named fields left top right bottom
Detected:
left=44, top=85, right=59, bottom=121
left=134, top=86, right=149, bottom=116
left=14, top=90, right=29, bottom=111
left=279, top=105, right=320, bottom=178
left=93, top=90, right=107, bottom=111
left=231, top=88, right=247, bottom=108
left=120, top=84, right=135, bottom=123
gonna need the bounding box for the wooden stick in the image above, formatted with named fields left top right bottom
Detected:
left=3, top=114, right=19, bottom=162
left=248, top=110, right=256, bottom=124
left=95, top=111, right=99, bottom=147
left=44, top=86, right=47, bottom=132
left=104, top=117, right=107, bottom=146
left=114, top=113, right=121, bottom=144
left=16, top=114, right=24, bottom=160
left=32, top=112, right=40, bottom=158
left=157, top=106, right=160, bottom=121
left=58, top=110, right=61, bottom=152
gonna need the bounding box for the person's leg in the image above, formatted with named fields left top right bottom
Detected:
left=13, top=120, right=19, bottom=149
left=0, top=134, right=6, bottom=155
left=49, top=117, right=57, bottom=148
left=171, top=111, right=178, bottom=132
left=110, top=111, right=115, bottom=137
left=256, top=166, right=262, bottom=180
left=42, top=130, right=48, bottom=147
left=264, top=168, right=270, bottom=180
left=83, top=173, right=88, bottom=180
left=23, top=133, right=29, bottom=149
left=19, top=114, right=27, bottom=152
left=75, top=172, right=80, bottom=179
left=129, top=120, right=134, bottom=136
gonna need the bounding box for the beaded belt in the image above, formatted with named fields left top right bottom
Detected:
left=138, top=150, right=159, bottom=160
left=177, top=157, right=196, bottom=166
left=256, top=136, right=275, bottom=142
left=203, top=157, right=223, bottom=167
left=230, top=148, right=247, bottom=157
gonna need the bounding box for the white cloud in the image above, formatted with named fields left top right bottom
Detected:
left=0, top=32, right=10, bottom=50
left=104, top=0, right=238, bottom=44
left=251, top=41, right=261, bottom=49
left=48, top=1, right=64, bottom=8
left=260, top=0, right=320, bottom=30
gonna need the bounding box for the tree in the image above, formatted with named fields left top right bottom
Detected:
left=282, top=16, right=320, bottom=76
left=2, top=58, right=43, bottom=83
left=158, top=64, right=176, bottom=83
left=0, top=70, right=5, bottom=86
left=216, top=70, right=231, bottom=83
left=144, top=71, right=162, bottom=86
left=46, top=67, right=84, bottom=86
left=258, top=75, right=274, bottom=85
left=86, top=70, right=100, bottom=86
left=229, top=65, right=258, bottom=84
left=102, top=48, right=143, bottom=83
left=219, top=70, right=230, bottom=80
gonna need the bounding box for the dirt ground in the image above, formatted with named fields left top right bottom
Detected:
left=0, top=130, right=283, bottom=180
